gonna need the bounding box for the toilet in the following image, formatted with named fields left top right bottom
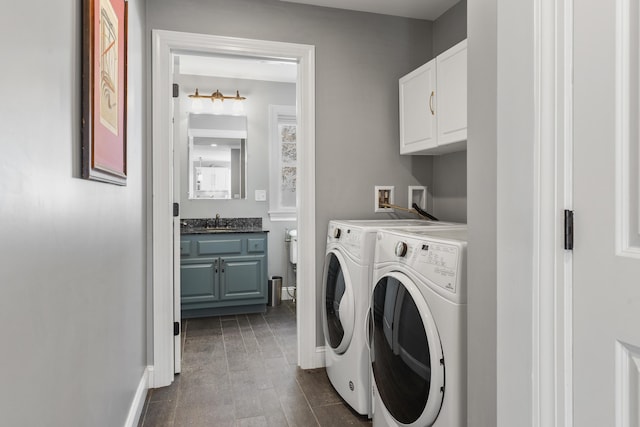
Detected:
left=288, top=229, right=298, bottom=269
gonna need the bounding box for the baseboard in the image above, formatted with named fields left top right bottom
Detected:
left=281, top=286, right=296, bottom=301
left=312, top=345, right=326, bottom=368
left=124, top=366, right=151, bottom=427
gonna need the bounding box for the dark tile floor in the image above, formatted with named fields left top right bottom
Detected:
left=138, top=301, right=372, bottom=426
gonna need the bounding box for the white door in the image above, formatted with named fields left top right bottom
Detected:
left=573, top=0, right=640, bottom=424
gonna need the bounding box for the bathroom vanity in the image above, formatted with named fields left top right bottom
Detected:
left=180, top=218, right=268, bottom=318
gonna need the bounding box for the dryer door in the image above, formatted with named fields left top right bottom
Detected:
left=322, top=250, right=356, bottom=355
left=370, top=272, right=445, bottom=426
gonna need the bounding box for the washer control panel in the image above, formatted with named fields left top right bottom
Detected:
left=376, top=230, right=466, bottom=296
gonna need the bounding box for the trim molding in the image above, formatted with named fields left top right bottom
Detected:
left=533, top=0, right=573, bottom=426
left=312, top=345, right=326, bottom=368
left=123, top=366, right=151, bottom=427
left=615, top=0, right=640, bottom=259
left=281, top=286, right=296, bottom=301
left=615, top=341, right=640, bottom=427
left=152, top=30, right=317, bottom=384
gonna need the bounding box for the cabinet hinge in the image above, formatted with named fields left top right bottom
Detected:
left=174, top=322, right=180, bottom=336
left=172, top=83, right=179, bottom=98
left=173, top=202, right=179, bottom=217
left=564, top=209, right=574, bottom=250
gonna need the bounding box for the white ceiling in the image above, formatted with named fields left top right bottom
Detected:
left=279, top=0, right=459, bottom=20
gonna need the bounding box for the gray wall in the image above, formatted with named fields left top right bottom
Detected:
left=147, top=0, right=434, bottom=345
left=432, top=150, right=467, bottom=222
left=431, top=0, right=468, bottom=223
left=468, top=0, right=498, bottom=425
left=0, top=1, right=148, bottom=426
left=175, top=75, right=297, bottom=286
left=433, top=0, right=468, bottom=57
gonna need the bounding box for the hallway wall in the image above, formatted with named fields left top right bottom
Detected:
left=0, top=1, right=148, bottom=425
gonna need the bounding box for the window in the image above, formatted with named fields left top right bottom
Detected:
left=268, top=105, right=297, bottom=221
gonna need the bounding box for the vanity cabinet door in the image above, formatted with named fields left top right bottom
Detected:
left=220, top=255, right=267, bottom=301
left=180, top=257, right=219, bottom=303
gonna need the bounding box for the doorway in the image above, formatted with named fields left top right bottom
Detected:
left=151, top=30, right=318, bottom=387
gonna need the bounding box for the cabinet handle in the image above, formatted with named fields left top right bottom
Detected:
left=429, top=91, right=435, bottom=115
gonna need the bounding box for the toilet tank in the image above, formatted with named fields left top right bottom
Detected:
left=289, top=229, right=298, bottom=265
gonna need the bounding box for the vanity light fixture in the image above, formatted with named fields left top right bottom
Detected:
left=189, top=89, right=247, bottom=115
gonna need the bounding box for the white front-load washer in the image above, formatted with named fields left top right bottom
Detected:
left=322, top=220, right=465, bottom=417
left=370, top=228, right=467, bottom=427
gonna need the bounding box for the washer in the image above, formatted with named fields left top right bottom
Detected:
left=322, top=220, right=464, bottom=417
left=370, top=228, right=467, bottom=427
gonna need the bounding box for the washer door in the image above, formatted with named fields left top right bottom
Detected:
left=322, top=250, right=355, bottom=355
left=370, top=272, right=445, bottom=426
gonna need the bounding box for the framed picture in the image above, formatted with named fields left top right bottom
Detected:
left=82, top=0, right=128, bottom=185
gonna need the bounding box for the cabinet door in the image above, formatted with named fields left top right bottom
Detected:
left=220, top=255, right=266, bottom=301
left=436, top=39, right=467, bottom=146
left=399, top=60, right=437, bottom=154
left=180, top=258, right=219, bottom=304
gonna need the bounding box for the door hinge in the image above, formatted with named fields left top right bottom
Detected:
left=174, top=322, right=180, bottom=336
left=173, top=202, right=179, bottom=217
left=172, top=83, right=179, bottom=98
left=564, top=209, right=574, bottom=250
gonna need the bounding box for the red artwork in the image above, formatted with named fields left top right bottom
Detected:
left=82, top=0, right=128, bottom=185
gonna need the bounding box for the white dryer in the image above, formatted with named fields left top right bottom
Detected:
left=322, top=220, right=464, bottom=417
left=370, top=228, right=467, bottom=427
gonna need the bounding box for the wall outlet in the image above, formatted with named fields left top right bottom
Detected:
left=375, top=186, right=395, bottom=213
left=255, top=190, right=267, bottom=201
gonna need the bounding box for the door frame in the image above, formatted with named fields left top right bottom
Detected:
left=496, top=0, right=573, bottom=425
left=151, top=30, right=317, bottom=387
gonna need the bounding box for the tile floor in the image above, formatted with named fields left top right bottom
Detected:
left=138, top=301, right=372, bottom=426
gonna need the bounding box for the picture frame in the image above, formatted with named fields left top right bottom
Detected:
left=82, top=0, right=128, bottom=185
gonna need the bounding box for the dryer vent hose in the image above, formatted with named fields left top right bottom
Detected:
left=379, top=202, right=439, bottom=221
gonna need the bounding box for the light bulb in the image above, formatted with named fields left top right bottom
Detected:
left=191, top=98, right=203, bottom=113
left=212, top=99, right=223, bottom=114
left=232, top=99, right=245, bottom=115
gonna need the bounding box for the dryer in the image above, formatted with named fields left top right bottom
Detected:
left=370, top=228, right=467, bottom=427
left=322, top=220, right=464, bottom=417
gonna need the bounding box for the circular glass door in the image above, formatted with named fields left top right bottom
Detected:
left=370, top=272, right=444, bottom=426
left=322, top=251, right=355, bottom=354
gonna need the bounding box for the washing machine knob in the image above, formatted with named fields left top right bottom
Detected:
left=395, top=241, right=408, bottom=257
left=333, top=228, right=342, bottom=239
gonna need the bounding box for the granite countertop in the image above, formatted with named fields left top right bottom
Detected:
left=180, top=217, right=267, bottom=234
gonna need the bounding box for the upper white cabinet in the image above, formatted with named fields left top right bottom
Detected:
left=399, top=39, right=467, bottom=155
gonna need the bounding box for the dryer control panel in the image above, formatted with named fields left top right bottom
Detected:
left=327, top=222, right=366, bottom=261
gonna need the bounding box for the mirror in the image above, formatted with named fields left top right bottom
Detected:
left=188, top=114, right=247, bottom=200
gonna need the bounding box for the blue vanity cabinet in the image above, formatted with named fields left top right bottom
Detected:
left=180, top=232, right=268, bottom=318
left=180, top=257, right=219, bottom=304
